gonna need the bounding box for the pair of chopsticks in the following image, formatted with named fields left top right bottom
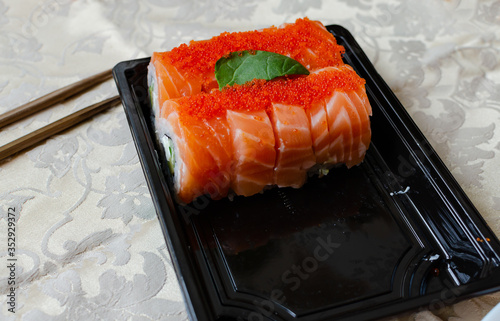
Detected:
left=0, top=70, right=121, bottom=162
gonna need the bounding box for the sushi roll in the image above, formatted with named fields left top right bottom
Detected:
left=154, top=65, right=372, bottom=204
left=147, top=17, right=345, bottom=117
left=148, top=18, right=372, bottom=204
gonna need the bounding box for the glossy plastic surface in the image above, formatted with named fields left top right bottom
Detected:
left=112, top=25, right=500, bottom=321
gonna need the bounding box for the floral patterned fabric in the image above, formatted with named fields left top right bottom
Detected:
left=0, top=0, right=499, bottom=320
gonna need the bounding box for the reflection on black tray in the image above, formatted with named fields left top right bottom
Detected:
left=188, top=145, right=458, bottom=319
left=195, top=162, right=413, bottom=314
left=113, top=25, right=500, bottom=321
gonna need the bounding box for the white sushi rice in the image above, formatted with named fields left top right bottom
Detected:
left=149, top=62, right=177, bottom=173
left=147, top=63, right=160, bottom=118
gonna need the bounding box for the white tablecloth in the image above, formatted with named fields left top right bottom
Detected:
left=1, top=0, right=499, bottom=320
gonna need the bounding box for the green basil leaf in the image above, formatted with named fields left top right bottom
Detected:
left=215, top=50, right=310, bottom=90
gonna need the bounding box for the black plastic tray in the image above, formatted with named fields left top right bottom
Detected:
left=112, top=25, right=500, bottom=321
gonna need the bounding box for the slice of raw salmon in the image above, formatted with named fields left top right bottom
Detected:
left=270, top=103, right=315, bottom=187
left=345, top=90, right=371, bottom=166
left=158, top=111, right=205, bottom=203
left=356, top=86, right=372, bottom=116
left=151, top=55, right=205, bottom=117
left=160, top=100, right=233, bottom=203
left=308, top=98, right=330, bottom=164
left=227, top=109, right=276, bottom=197
left=322, top=89, right=371, bottom=168
left=200, top=116, right=234, bottom=198
left=155, top=56, right=203, bottom=100
left=308, top=66, right=371, bottom=168
left=325, top=91, right=351, bottom=165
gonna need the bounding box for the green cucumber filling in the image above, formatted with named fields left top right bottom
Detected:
left=319, top=168, right=329, bottom=177
left=149, top=84, right=154, bottom=108
left=161, top=135, right=175, bottom=173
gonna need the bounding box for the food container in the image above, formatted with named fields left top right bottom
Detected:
left=112, top=25, right=500, bottom=321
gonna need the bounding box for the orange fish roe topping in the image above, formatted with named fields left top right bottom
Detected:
left=155, top=18, right=344, bottom=76
left=177, top=67, right=365, bottom=121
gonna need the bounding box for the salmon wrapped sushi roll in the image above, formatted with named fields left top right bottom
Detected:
left=156, top=65, right=372, bottom=204
left=147, top=17, right=345, bottom=117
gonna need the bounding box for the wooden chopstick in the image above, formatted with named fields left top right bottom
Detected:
left=0, top=95, right=121, bottom=162
left=0, top=69, right=113, bottom=129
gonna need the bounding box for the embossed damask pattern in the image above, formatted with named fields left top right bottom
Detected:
left=0, top=0, right=499, bottom=320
